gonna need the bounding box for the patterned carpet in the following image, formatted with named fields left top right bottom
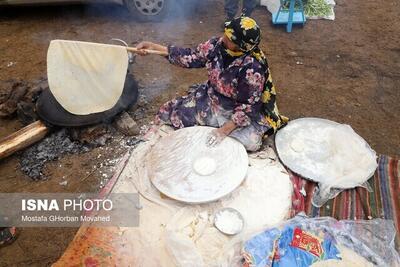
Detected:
left=290, top=154, right=400, bottom=250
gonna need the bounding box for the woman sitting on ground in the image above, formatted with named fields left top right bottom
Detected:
left=136, top=16, right=287, bottom=151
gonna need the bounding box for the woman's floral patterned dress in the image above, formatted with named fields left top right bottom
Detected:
left=156, top=37, right=285, bottom=151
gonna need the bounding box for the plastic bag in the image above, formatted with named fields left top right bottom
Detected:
left=243, top=215, right=400, bottom=267
left=260, top=0, right=281, bottom=14
left=305, top=0, right=336, bottom=20
left=311, top=180, right=373, bottom=207
left=260, top=0, right=336, bottom=20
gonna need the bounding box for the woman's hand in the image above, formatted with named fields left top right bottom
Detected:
left=206, top=128, right=227, bottom=147
left=135, top=41, right=168, bottom=56
left=136, top=41, right=155, bottom=55
left=206, top=121, right=237, bottom=147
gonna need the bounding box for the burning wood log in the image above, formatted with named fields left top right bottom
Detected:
left=0, top=121, right=49, bottom=160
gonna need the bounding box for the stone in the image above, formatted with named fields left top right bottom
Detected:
left=69, top=124, right=113, bottom=147
left=17, top=102, right=38, bottom=125
left=114, top=111, right=140, bottom=136
left=0, top=80, right=28, bottom=117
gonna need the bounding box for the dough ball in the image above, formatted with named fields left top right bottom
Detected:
left=193, top=157, right=217, bottom=176
left=290, top=139, right=305, bottom=152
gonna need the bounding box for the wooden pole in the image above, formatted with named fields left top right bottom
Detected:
left=126, top=47, right=168, bottom=56
left=0, top=120, right=49, bottom=160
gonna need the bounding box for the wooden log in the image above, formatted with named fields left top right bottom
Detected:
left=0, top=120, right=49, bottom=160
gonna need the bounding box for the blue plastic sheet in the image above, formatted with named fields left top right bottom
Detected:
left=243, top=215, right=400, bottom=267
left=244, top=218, right=340, bottom=266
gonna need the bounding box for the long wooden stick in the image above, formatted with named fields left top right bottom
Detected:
left=126, top=47, right=168, bottom=56
left=0, top=120, right=49, bottom=160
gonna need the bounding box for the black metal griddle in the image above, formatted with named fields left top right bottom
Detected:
left=36, top=73, right=139, bottom=127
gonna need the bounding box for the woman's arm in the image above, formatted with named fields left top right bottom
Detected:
left=135, top=41, right=168, bottom=55
left=219, top=121, right=237, bottom=135
left=136, top=38, right=218, bottom=68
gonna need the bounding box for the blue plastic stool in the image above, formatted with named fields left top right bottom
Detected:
left=272, top=0, right=306, bottom=32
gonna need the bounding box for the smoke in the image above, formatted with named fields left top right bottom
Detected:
left=1, top=0, right=222, bottom=101
left=114, top=0, right=219, bottom=102
left=80, top=0, right=208, bottom=22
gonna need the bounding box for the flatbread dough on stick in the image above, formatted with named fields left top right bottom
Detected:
left=47, top=40, right=129, bottom=115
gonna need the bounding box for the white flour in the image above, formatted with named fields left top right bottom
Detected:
left=215, top=209, right=244, bottom=234
left=311, top=245, right=374, bottom=267
left=222, top=153, right=293, bottom=232
left=110, top=126, right=292, bottom=267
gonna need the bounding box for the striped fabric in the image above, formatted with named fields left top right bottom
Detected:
left=290, top=154, right=400, bottom=250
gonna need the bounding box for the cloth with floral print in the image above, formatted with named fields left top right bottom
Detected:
left=224, top=16, right=263, bottom=60
left=156, top=34, right=286, bottom=150
left=224, top=16, right=288, bottom=129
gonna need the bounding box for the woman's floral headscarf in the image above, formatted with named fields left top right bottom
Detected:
left=224, top=16, right=267, bottom=67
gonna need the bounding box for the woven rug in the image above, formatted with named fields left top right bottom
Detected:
left=290, top=154, right=400, bottom=250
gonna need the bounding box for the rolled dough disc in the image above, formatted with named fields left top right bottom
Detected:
left=147, top=126, right=249, bottom=204
left=47, top=40, right=129, bottom=115
left=193, top=157, right=217, bottom=176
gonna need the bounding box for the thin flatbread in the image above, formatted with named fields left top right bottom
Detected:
left=147, top=126, right=249, bottom=204
left=275, top=118, right=377, bottom=189
left=47, top=40, right=129, bottom=115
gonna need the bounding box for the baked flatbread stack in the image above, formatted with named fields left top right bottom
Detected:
left=275, top=118, right=377, bottom=195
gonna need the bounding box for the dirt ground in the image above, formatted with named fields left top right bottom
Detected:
left=0, top=0, right=399, bottom=265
